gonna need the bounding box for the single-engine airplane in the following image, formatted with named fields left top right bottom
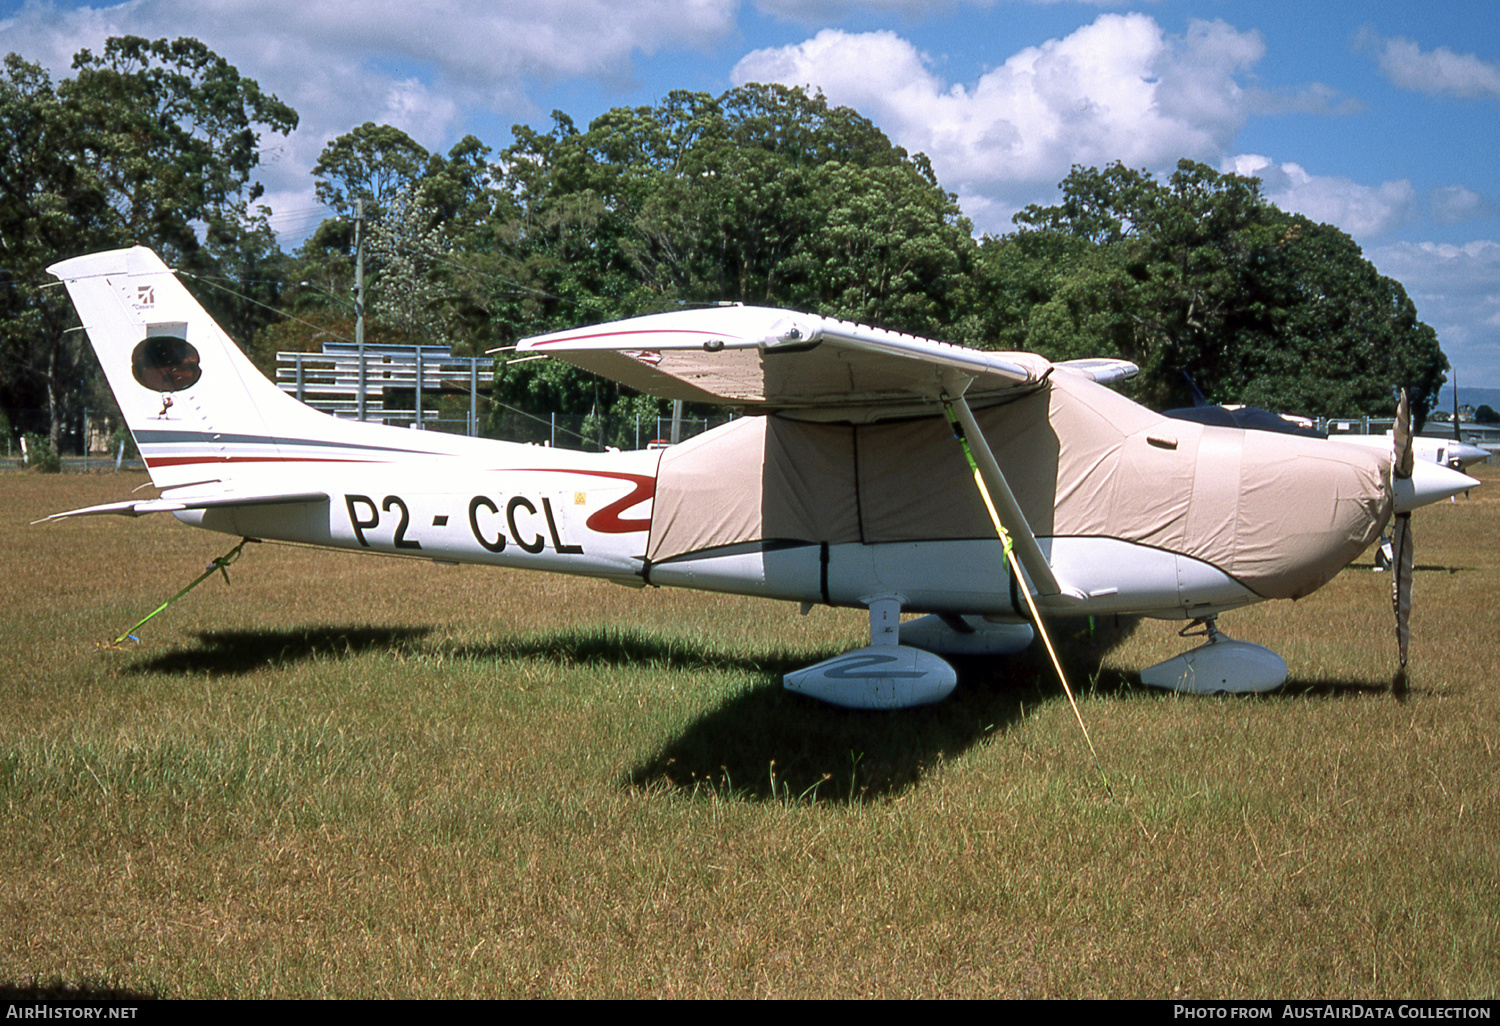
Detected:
left=44, top=247, right=1478, bottom=707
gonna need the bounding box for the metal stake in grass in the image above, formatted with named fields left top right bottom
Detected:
left=99, top=538, right=252, bottom=649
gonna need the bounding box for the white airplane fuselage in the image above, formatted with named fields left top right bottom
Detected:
left=172, top=423, right=1253, bottom=624
left=46, top=246, right=1481, bottom=704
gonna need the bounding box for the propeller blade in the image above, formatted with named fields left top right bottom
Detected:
left=1453, top=371, right=1462, bottom=445
left=1391, top=512, right=1413, bottom=692
left=1394, top=388, right=1414, bottom=481
left=1391, top=389, right=1414, bottom=692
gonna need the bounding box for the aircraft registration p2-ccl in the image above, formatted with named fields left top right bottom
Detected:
left=44, top=247, right=1479, bottom=708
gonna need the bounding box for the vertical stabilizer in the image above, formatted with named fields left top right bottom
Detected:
left=48, top=247, right=322, bottom=488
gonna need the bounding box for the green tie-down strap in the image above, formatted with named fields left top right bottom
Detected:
left=940, top=396, right=1114, bottom=795
left=941, top=399, right=1016, bottom=562
left=101, top=538, right=251, bottom=649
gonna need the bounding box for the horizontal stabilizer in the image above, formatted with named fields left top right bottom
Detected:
left=1054, top=358, right=1140, bottom=385
left=38, top=489, right=329, bottom=523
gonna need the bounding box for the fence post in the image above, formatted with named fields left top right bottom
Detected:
left=415, top=349, right=423, bottom=429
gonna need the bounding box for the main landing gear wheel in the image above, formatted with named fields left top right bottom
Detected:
left=783, top=595, right=958, bottom=710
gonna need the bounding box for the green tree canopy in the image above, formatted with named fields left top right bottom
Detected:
left=980, top=160, right=1448, bottom=421
left=317, top=85, right=976, bottom=442
left=313, top=121, right=430, bottom=220
left=0, top=37, right=297, bottom=447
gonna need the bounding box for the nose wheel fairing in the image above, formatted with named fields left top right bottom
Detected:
left=1139, top=618, right=1288, bottom=694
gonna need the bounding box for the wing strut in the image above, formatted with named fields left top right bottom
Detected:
left=942, top=393, right=1109, bottom=785
left=941, top=393, right=1060, bottom=596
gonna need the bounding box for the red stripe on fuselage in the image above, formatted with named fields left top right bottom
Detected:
left=142, top=453, right=658, bottom=534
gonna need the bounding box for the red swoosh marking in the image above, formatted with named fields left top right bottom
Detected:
left=514, top=469, right=656, bottom=533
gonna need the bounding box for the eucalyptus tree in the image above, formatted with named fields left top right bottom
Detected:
left=474, top=84, right=982, bottom=437
left=0, top=37, right=296, bottom=447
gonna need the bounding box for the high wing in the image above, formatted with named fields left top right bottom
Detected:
left=517, top=306, right=1136, bottom=420
left=42, top=246, right=1480, bottom=707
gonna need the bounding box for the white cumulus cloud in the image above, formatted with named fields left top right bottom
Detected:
left=1430, top=185, right=1488, bottom=226
left=749, top=0, right=1127, bottom=27
left=1, top=0, right=740, bottom=232
left=1370, top=240, right=1500, bottom=383
left=732, top=14, right=1270, bottom=232
left=1356, top=29, right=1500, bottom=101
left=1228, top=155, right=1415, bottom=241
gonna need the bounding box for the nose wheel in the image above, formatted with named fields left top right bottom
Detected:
left=1140, top=616, right=1289, bottom=694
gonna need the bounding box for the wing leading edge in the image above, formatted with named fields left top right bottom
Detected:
left=519, top=305, right=1138, bottom=602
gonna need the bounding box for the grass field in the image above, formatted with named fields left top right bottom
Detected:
left=1, top=465, right=1496, bottom=998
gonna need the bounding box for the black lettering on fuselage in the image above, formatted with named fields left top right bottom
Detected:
left=468, top=496, right=507, bottom=553
left=542, top=497, right=584, bottom=555
left=466, top=493, right=586, bottom=556
left=348, top=492, right=586, bottom=557
left=506, top=496, right=546, bottom=554
left=383, top=495, right=421, bottom=549
left=345, top=494, right=379, bottom=547
left=345, top=493, right=420, bottom=549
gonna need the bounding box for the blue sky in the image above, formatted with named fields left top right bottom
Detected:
left=5, top=0, right=1499, bottom=391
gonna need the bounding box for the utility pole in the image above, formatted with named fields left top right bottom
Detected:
left=355, top=198, right=367, bottom=421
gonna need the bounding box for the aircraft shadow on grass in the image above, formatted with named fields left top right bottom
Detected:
left=126, top=625, right=432, bottom=676
left=620, top=614, right=1148, bottom=804
left=0, top=979, right=158, bottom=1000
left=124, top=617, right=1410, bottom=803
left=1348, top=560, right=1474, bottom=574
left=125, top=617, right=1143, bottom=802
left=1274, top=677, right=1430, bottom=701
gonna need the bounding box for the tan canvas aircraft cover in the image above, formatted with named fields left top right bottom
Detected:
left=648, top=371, right=1390, bottom=601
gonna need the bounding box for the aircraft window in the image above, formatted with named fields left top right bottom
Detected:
left=132, top=336, right=202, bottom=392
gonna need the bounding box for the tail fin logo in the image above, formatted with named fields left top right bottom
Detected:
left=134, top=284, right=156, bottom=308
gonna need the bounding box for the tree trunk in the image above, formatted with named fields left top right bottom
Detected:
left=47, top=340, right=63, bottom=452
